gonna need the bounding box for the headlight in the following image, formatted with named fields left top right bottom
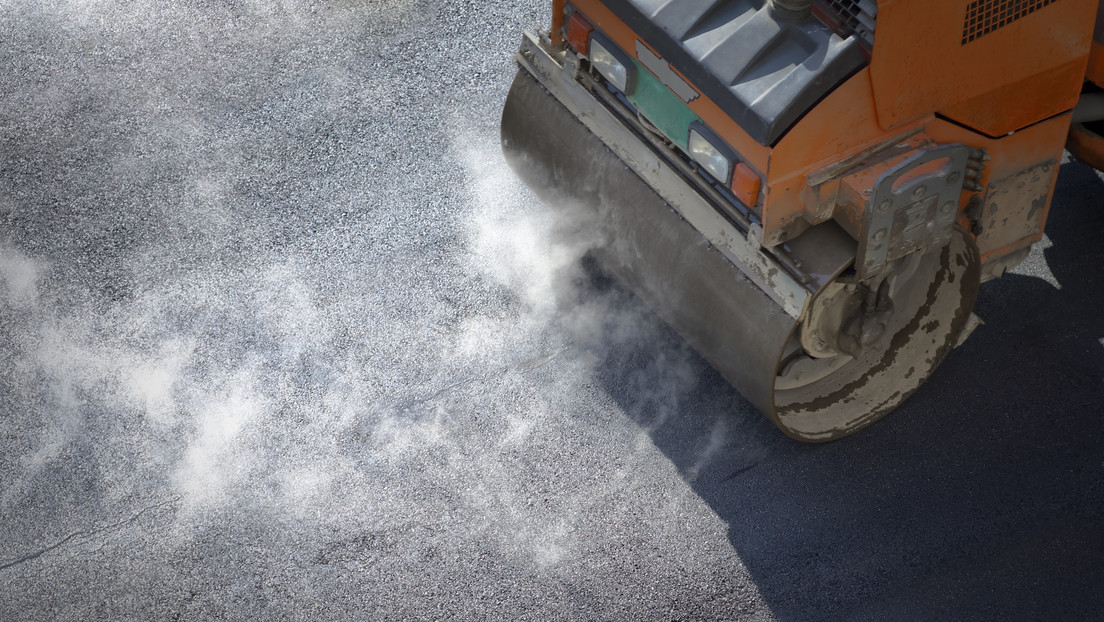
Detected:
left=588, top=35, right=634, bottom=94
left=688, top=126, right=732, bottom=183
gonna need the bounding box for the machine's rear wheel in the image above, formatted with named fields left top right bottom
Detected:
left=770, top=227, right=980, bottom=441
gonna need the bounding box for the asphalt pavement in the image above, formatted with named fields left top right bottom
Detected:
left=1, top=1, right=1102, bottom=620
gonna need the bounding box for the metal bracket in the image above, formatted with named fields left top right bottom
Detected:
left=856, top=144, right=970, bottom=282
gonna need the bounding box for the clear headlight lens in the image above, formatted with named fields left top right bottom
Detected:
left=688, top=128, right=732, bottom=183
left=589, top=38, right=630, bottom=93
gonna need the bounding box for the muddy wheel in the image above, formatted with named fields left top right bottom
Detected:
left=770, top=227, right=981, bottom=442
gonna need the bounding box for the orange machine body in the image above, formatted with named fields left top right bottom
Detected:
left=551, top=0, right=1099, bottom=275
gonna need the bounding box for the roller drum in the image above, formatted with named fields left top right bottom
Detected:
left=501, top=69, right=796, bottom=418
left=502, top=66, right=980, bottom=441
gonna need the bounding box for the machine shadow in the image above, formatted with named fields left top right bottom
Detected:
left=584, top=160, right=1104, bottom=621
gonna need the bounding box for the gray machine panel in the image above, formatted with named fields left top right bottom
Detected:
left=603, top=0, right=868, bottom=145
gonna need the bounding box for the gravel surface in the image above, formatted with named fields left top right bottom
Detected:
left=1, top=1, right=1102, bottom=620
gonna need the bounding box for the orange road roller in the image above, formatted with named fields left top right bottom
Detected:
left=501, top=0, right=1104, bottom=441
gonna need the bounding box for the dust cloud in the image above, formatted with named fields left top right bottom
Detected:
left=0, top=0, right=765, bottom=618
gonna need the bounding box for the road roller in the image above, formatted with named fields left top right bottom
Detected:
left=501, top=0, right=1104, bottom=441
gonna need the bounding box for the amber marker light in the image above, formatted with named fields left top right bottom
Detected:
left=566, top=11, right=594, bottom=55
left=731, top=162, right=761, bottom=208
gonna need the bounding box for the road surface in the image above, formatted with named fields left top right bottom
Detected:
left=1, top=1, right=1102, bottom=619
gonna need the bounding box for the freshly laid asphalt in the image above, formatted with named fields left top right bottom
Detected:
left=1, top=1, right=1101, bottom=620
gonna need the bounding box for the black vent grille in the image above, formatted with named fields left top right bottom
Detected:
left=962, top=0, right=1057, bottom=44
left=818, top=0, right=877, bottom=46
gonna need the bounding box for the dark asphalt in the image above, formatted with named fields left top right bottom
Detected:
left=1, top=1, right=1102, bottom=620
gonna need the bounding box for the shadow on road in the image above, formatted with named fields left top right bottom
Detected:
left=587, top=161, right=1104, bottom=621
